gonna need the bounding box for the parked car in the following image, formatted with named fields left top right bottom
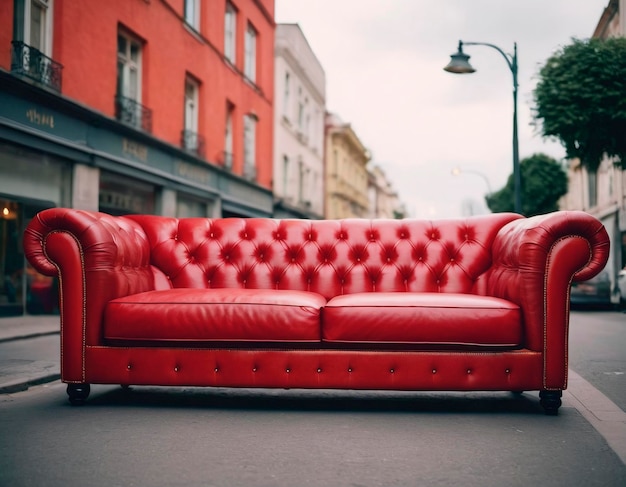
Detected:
left=570, top=270, right=613, bottom=308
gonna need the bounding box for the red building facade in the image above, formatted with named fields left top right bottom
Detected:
left=0, top=0, right=275, bottom=315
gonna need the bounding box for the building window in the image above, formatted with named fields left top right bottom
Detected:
left=282, top=155, right=289, bottom=195
left=244, top=23, right=257, bottom=82
left=224, top=2, right=237, bottom=64
left=303, top=97, right=310, bottom=138
left=11, top=0, right=62, bottom=91
left=283, top=72, right=290, bottom=118
left=298, top=159, right=306, bottom=203
left=21, top=0, right=53, bottom=55
left=243, top=114, right=257, bottom=180
left=116, top=31, right=151, bottom=132
left=224, top=103, right=234, bottom=170
left=184, top=0, right=200, bottom=31
left=182, top=77, right=204, bottom=156
left=588, top=169, right=598, bottom=208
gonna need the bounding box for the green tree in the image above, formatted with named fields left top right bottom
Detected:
left=532, top=37, right=626, bottom=171
left=486, top=153, right=567, bottom=216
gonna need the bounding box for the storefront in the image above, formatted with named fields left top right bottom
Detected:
left=0, top=72, right=273, bottom=316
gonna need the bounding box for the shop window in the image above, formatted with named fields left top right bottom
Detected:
left=99, top=172, right=155, bottom=215
left=1, top=198, right=57, bottom=316
left=176, top=195, right=208, bottom=218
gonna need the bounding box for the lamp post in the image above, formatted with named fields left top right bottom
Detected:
left=451, top=167, right=492, bottom=195
left=444, top=40, right=522, bottom=214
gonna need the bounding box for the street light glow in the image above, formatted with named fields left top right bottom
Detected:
left=444, top=40, right=522, bottom=214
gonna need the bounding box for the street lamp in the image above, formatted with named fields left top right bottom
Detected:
left=444, top=40, right=522, bottom=214
left=451, top=167, right=492, bottom=195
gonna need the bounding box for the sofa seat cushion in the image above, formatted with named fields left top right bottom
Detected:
left=104, top=288, right=326, bottom=343
left=322, top=292, right=521, bottom=347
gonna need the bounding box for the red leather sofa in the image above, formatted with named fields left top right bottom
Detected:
left=23, top=208, right=609, bottom=414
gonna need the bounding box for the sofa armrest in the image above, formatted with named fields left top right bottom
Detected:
left=23, top=208, right=154, bottom=382
left=487, top=210, right=610, bottom=389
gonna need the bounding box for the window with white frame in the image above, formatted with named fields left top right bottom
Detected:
left=298, top=158, right=305, bottom=203
left=297, top=87, right=304, bottom=132
left=283, top=71, right=290, bottom=118
left=117, top=32, right=142, bottom=102
left=224, top=104, right=234, bottom=169
left=224, top=2, right=237, bottom=64
left=282, top=155, right=289, bottom=195
left=184, top=0, right=200, bottom=31
left=243, top=114, right=257, bottom=179
left=244, top=23, right=257, bottom=82
left=21, top=0, right=53, bottom=54
left=184, top=77, right=199, bottom=150
left=116, top=31, right=146, bottom=129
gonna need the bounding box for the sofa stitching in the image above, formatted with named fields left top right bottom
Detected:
left=543, top=234, right=591, bottom=390
left=43, top=229, right=86, bottom=384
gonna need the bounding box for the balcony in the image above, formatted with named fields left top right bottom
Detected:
left=11, top=41, right=63, bottom=92
left=115, top=95, right=152, bottom=133
left=181, top=130, right=205, bottom=158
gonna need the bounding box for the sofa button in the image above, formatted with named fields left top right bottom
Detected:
left=252, top=367, right=257, bottom=372
left=432, top=369, right=437, bottom=374
left=127, top=364, right=132, bottom=370
left=348, top=367, right=353, bottom=373
left=505, top=369, right=511, bottom=374
left=286, top=368, right=291, bottom=373
left=174, top=366, right=179, bottom=372
left=214, top=367, right=219, bottom=372
left=467, top=369, right=472, bottom=374
left=317, top=368, right=322, bottom=373
left=390, top=368, right=395, bottom=374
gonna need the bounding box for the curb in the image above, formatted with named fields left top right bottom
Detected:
left=0, top=372, right=61, bottom=394
left=0, top=330, right=59, bottom=344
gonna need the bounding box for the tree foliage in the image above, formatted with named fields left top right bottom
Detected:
left=485, top=153, right=567, bottom=216
left=532, top=37, right=626, bottom=171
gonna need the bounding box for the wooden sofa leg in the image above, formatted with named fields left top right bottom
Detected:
left=67, top=383, right=91, bottom=406
left=539, top=390, right=562, bottom=415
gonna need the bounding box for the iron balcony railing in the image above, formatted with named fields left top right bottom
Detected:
left=11, top=41, right=63, bottom=92
left=115, top=95, right=153, bottom=133
left=181, top=130, right=206, bottom=158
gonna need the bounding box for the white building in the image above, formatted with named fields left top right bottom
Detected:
left=367, top=165, right=406, bottom=219
left=273, top=24, right=326, bottom=219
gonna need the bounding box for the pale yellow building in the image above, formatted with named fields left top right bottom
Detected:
left=324, top=113, right=370, bottom=219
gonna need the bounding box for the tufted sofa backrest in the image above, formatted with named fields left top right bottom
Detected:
left=128, top=213, right=521, bottom=300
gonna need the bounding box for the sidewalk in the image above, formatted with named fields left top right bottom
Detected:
left=0, top=314, right=60, bottom=393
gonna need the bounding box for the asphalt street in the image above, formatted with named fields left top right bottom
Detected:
left=0, top=311, right=624, bottom=487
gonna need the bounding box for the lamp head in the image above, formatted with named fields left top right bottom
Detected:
left=443, top=41, right=476, bottom=74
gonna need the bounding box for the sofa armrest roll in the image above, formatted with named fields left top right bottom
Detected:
left=488, top=210, right=610, bottom=389
left=23, top=209, right=154, bottom=378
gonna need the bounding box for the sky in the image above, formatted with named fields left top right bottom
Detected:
left=274, top=0, right=610, bottom=218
